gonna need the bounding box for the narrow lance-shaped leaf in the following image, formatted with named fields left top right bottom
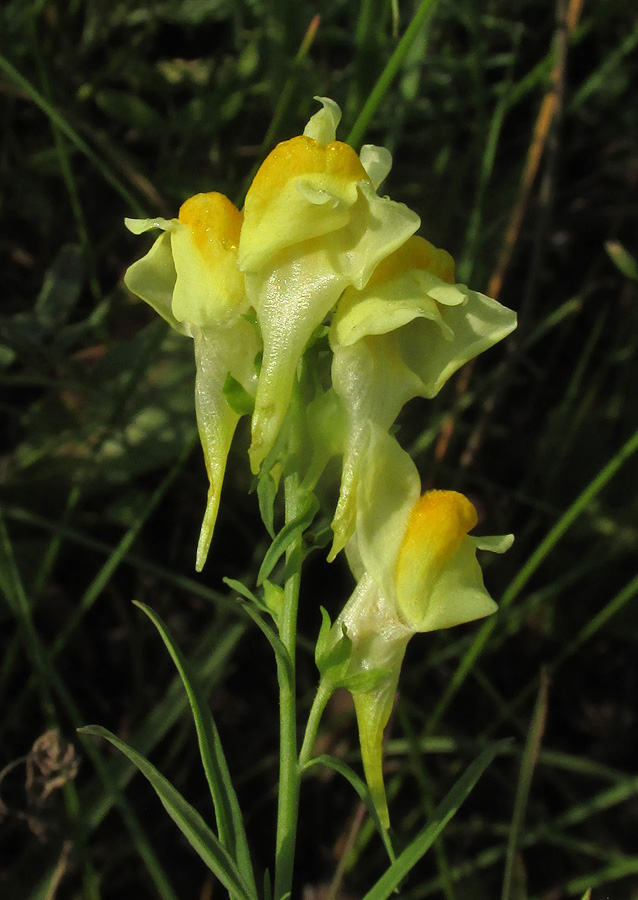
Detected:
left=79, top=725, right=258, bottom=900
left=133, top=602, right=257, bottom=900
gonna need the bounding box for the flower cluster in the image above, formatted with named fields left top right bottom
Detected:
left=125, top=97, right=515, bottom=565
left=125, top=97, right=516, bottom=826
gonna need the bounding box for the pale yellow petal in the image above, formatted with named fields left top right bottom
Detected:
left=125, top=216, right=173, bottom=235
left=400, top=288, right=517, bottom=397
left=352, top=679, right=398, bottom=830
left=246, top=246, right=350, bottom=473
left=359, top=144, right=392, bottom=190
left=415, top=536, right=499, bottom=632
left=329, top=339, right=421, bottom=559
left=303, top=96, right=342, bottom=145
left=352, top=427, right=421, bottom=602
left=124, top=230, right=188, bottom=335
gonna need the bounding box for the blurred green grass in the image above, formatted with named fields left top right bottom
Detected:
left=1, top=0, right=638, bottom=898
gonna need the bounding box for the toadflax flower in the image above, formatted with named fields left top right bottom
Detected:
left=321, top=425, right=513, bottom=828
left=124, top=192, right=259, bottom=570
left=328, top=235, right=517, bottom=559
left=237, top=96, right=420, bottom=474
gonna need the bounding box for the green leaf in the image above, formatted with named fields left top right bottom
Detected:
left=133, top=603, right=257, bottom=900
left=79, top=726, right=258, bottom=900
left=223, top=373, right=255, bottom=416
left=222, top=577, right=258, bottom=603
left=94, top=88, right=165, bottom=134
left=304, top=754, right=395, bottom=863
left=35, top=244, right=84, bottom=330
left=257, top=492, right=319, bottom=585
left=263, top=870, right=272, bottom=900
left=361, top=741, right=506, bottom=900
left=605, top=240, right=638, bottom=281
left=223, top=576, right=271, bottom=616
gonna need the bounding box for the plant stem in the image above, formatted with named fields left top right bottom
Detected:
left=299, top=680, right=333, bottom=769
left=273, top=474, right=304, bottom=900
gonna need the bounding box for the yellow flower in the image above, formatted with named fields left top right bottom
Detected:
left=124, top=193, right=259, bottom=570
left=326, top=426, right=513, bottom=827
left=328, top=235, right=517, bottom=558
left=125, top=191, right=246, bottom=329
left=237, top=97, right=421, bottom=474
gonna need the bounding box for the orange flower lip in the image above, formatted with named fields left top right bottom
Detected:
left=178, top=192, right=243, bottom=258
left=395, top=490, right=478, bottom=624
left=366, top=235, right=456, bottom=288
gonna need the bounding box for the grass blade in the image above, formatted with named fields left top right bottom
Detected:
left=361, top=741, right=505, bottom=900
left=79, top=725, right=257, bottom=900
left=134, top=601, right=257, bottom=899
left=346, top=0, right=440, bottom=148
left=0, top=53, right=144, bottom=214
left=501, top=671, right=549, bottom=900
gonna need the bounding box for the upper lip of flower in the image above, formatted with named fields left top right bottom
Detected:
left=237, top=135, right=371, bottom=275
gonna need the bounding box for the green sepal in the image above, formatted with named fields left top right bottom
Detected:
left=263, top=580, right=284, bottom=619
left=223, top=373, right=255, bottom=417
left=314, top=606, right=333, bottom=667
left=257, top=470, right=278, bottom=538
left=316, top=616, right=353, bottom=681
